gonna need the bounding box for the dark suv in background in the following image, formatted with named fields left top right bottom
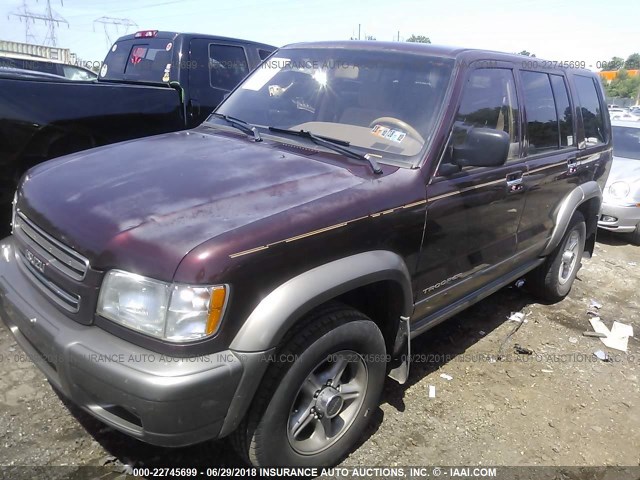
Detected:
left=0, top=41, right=611, bottom=467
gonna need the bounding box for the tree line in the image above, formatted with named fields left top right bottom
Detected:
left=601, top=54, right=640, bottom=100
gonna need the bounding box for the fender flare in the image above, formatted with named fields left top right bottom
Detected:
left=541, top=181, right=602, bottom=257
left=220, top=251, right=413, bottom=436
left=229, top=250, right=413, bottom=353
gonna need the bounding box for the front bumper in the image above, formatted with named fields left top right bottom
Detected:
left=0, top=238, right=243, bottom=447
left=598, top=201, right=640, bottom=233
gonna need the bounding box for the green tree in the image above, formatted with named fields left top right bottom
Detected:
left=602, top=56, right=624, bottom=71
left=624, top=53, right=640, bottom=70
left=604, top=69, right=640, bottom=99
left=406, top=34, right=431, bottom=44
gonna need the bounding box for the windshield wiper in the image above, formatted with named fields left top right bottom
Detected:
left=268, top=127, right=382, bottom=174
left=212, top=113, right=262, bottom=142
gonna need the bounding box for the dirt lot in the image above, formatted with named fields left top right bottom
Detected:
left=1, top=231, right=639, bottom=475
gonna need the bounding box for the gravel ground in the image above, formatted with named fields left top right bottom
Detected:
left=0, top=231, right=639, bottom=476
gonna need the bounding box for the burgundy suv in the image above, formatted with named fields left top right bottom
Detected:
left=0, top=41, right=611, bottom=466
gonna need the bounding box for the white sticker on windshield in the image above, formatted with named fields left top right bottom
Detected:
left=242, top=58, right=289, bottom=91
left=111, top=44, right=117, bottom=52
left=371, top=124, right=406, bottom=143
left=100, top=64, right=108, bottom=77
left=165, top=42, right=172, bottom=51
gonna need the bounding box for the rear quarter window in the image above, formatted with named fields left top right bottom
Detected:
left=573, top=75, right=607, bottom=146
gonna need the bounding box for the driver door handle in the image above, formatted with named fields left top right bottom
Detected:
left=506, top=171, right=524, bottom=192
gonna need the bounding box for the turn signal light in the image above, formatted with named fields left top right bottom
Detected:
left=206, top=286, right=227, bottom=335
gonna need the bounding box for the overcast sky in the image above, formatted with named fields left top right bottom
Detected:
left=0, top=0, right=637, bottom=70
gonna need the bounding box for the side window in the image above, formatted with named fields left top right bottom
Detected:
left=258, top=49, right=273, bottom=61
left=23, top=59, right=57, bottom=75
left=439, top=68, right=520, bottom=175
left=209, top=44, right=249, bottom=91
left=549, top=75, right=575, bottom=148
left=574, top=75, right=606, bottom=146
left=521, top=71, right=559, bottom=154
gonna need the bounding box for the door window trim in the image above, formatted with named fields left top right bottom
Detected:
left=430, top=62, right=525, bottom=184
left=571, top=73, right=609, bottom=150
left=517, top=69, right=579, bottom=160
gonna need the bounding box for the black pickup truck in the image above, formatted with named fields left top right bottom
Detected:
left=0, top=30, right=275, bottom=230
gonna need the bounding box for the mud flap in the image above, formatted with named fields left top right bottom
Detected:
left=388, top=315, right=410, bottom=384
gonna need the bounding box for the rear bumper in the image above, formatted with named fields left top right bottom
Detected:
left=0, top=238, right=244, bottom=447
left=598, top=202, right=640, bottom=233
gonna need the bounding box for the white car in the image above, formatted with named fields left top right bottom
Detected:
left=599, top=120, right=640, bottom=243
left=608, top=108, right=640, bottom=121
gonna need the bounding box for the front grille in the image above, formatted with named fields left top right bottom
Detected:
left=14, top=212, right=89, bottom=313
left=14, top=212, right=89, bottom=280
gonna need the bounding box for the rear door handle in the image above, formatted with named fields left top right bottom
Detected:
left=506, top=171, right=524, bottom=192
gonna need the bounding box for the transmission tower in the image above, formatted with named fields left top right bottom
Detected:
left=93, top=17, right=138, bottom=48
left=9, top=0, right=69, bottom=46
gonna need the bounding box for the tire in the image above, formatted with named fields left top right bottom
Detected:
left=528, top=211, right=586, bottom=302
left=231, top=303, right=387, bottom=467
left=630, top=224, right=640, bottom=246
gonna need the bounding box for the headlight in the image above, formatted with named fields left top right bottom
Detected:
left=609, top=181, right=630, bottom=200
left=97, top=270, right=227, bottom=342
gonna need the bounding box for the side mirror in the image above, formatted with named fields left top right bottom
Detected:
left=453, top=128, right=510, bottom=168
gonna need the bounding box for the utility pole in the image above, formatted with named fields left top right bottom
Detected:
left=358, top=24, right=361, bottom=40
left=93, top=17, right=138, bottom=48
left=9, top=0, right=68, bottom=46
left=397, top=31, right=400, bottom=41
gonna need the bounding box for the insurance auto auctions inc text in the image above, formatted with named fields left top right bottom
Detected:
left=256, top=466, right=497, bottom=478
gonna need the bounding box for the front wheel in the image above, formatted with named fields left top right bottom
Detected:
left=528, top=211, right=586, bottom=302
left=232, top=304, right=386, bottom=467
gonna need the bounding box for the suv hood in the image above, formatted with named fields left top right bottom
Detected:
left=18, top=128, right=366, bottom=280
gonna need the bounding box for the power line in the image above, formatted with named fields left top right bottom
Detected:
left=9, top=0, right=69, bottom=46
left=93, top=16, right=138, bottom=48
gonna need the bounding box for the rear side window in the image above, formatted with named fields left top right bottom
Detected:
left=550, top=75, right=574, bottom=148
left=209, top=44, right=249, bottom=91
left=6, top=58, right=57, bottom=75
left=521, top=71, right=558, bottom=154
left=574, top=75, right=606, bottom=146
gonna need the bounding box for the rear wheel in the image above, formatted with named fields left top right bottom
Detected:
left=231, top=304, right=386, bottom=467
left=528, top=211, right=586, bottom=302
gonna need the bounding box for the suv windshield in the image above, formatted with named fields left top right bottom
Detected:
left=211, top=47, right=454, bottom=166
left=101, top=38, right=174, bottom=83
left=613, top=126, right=640, bottom=160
